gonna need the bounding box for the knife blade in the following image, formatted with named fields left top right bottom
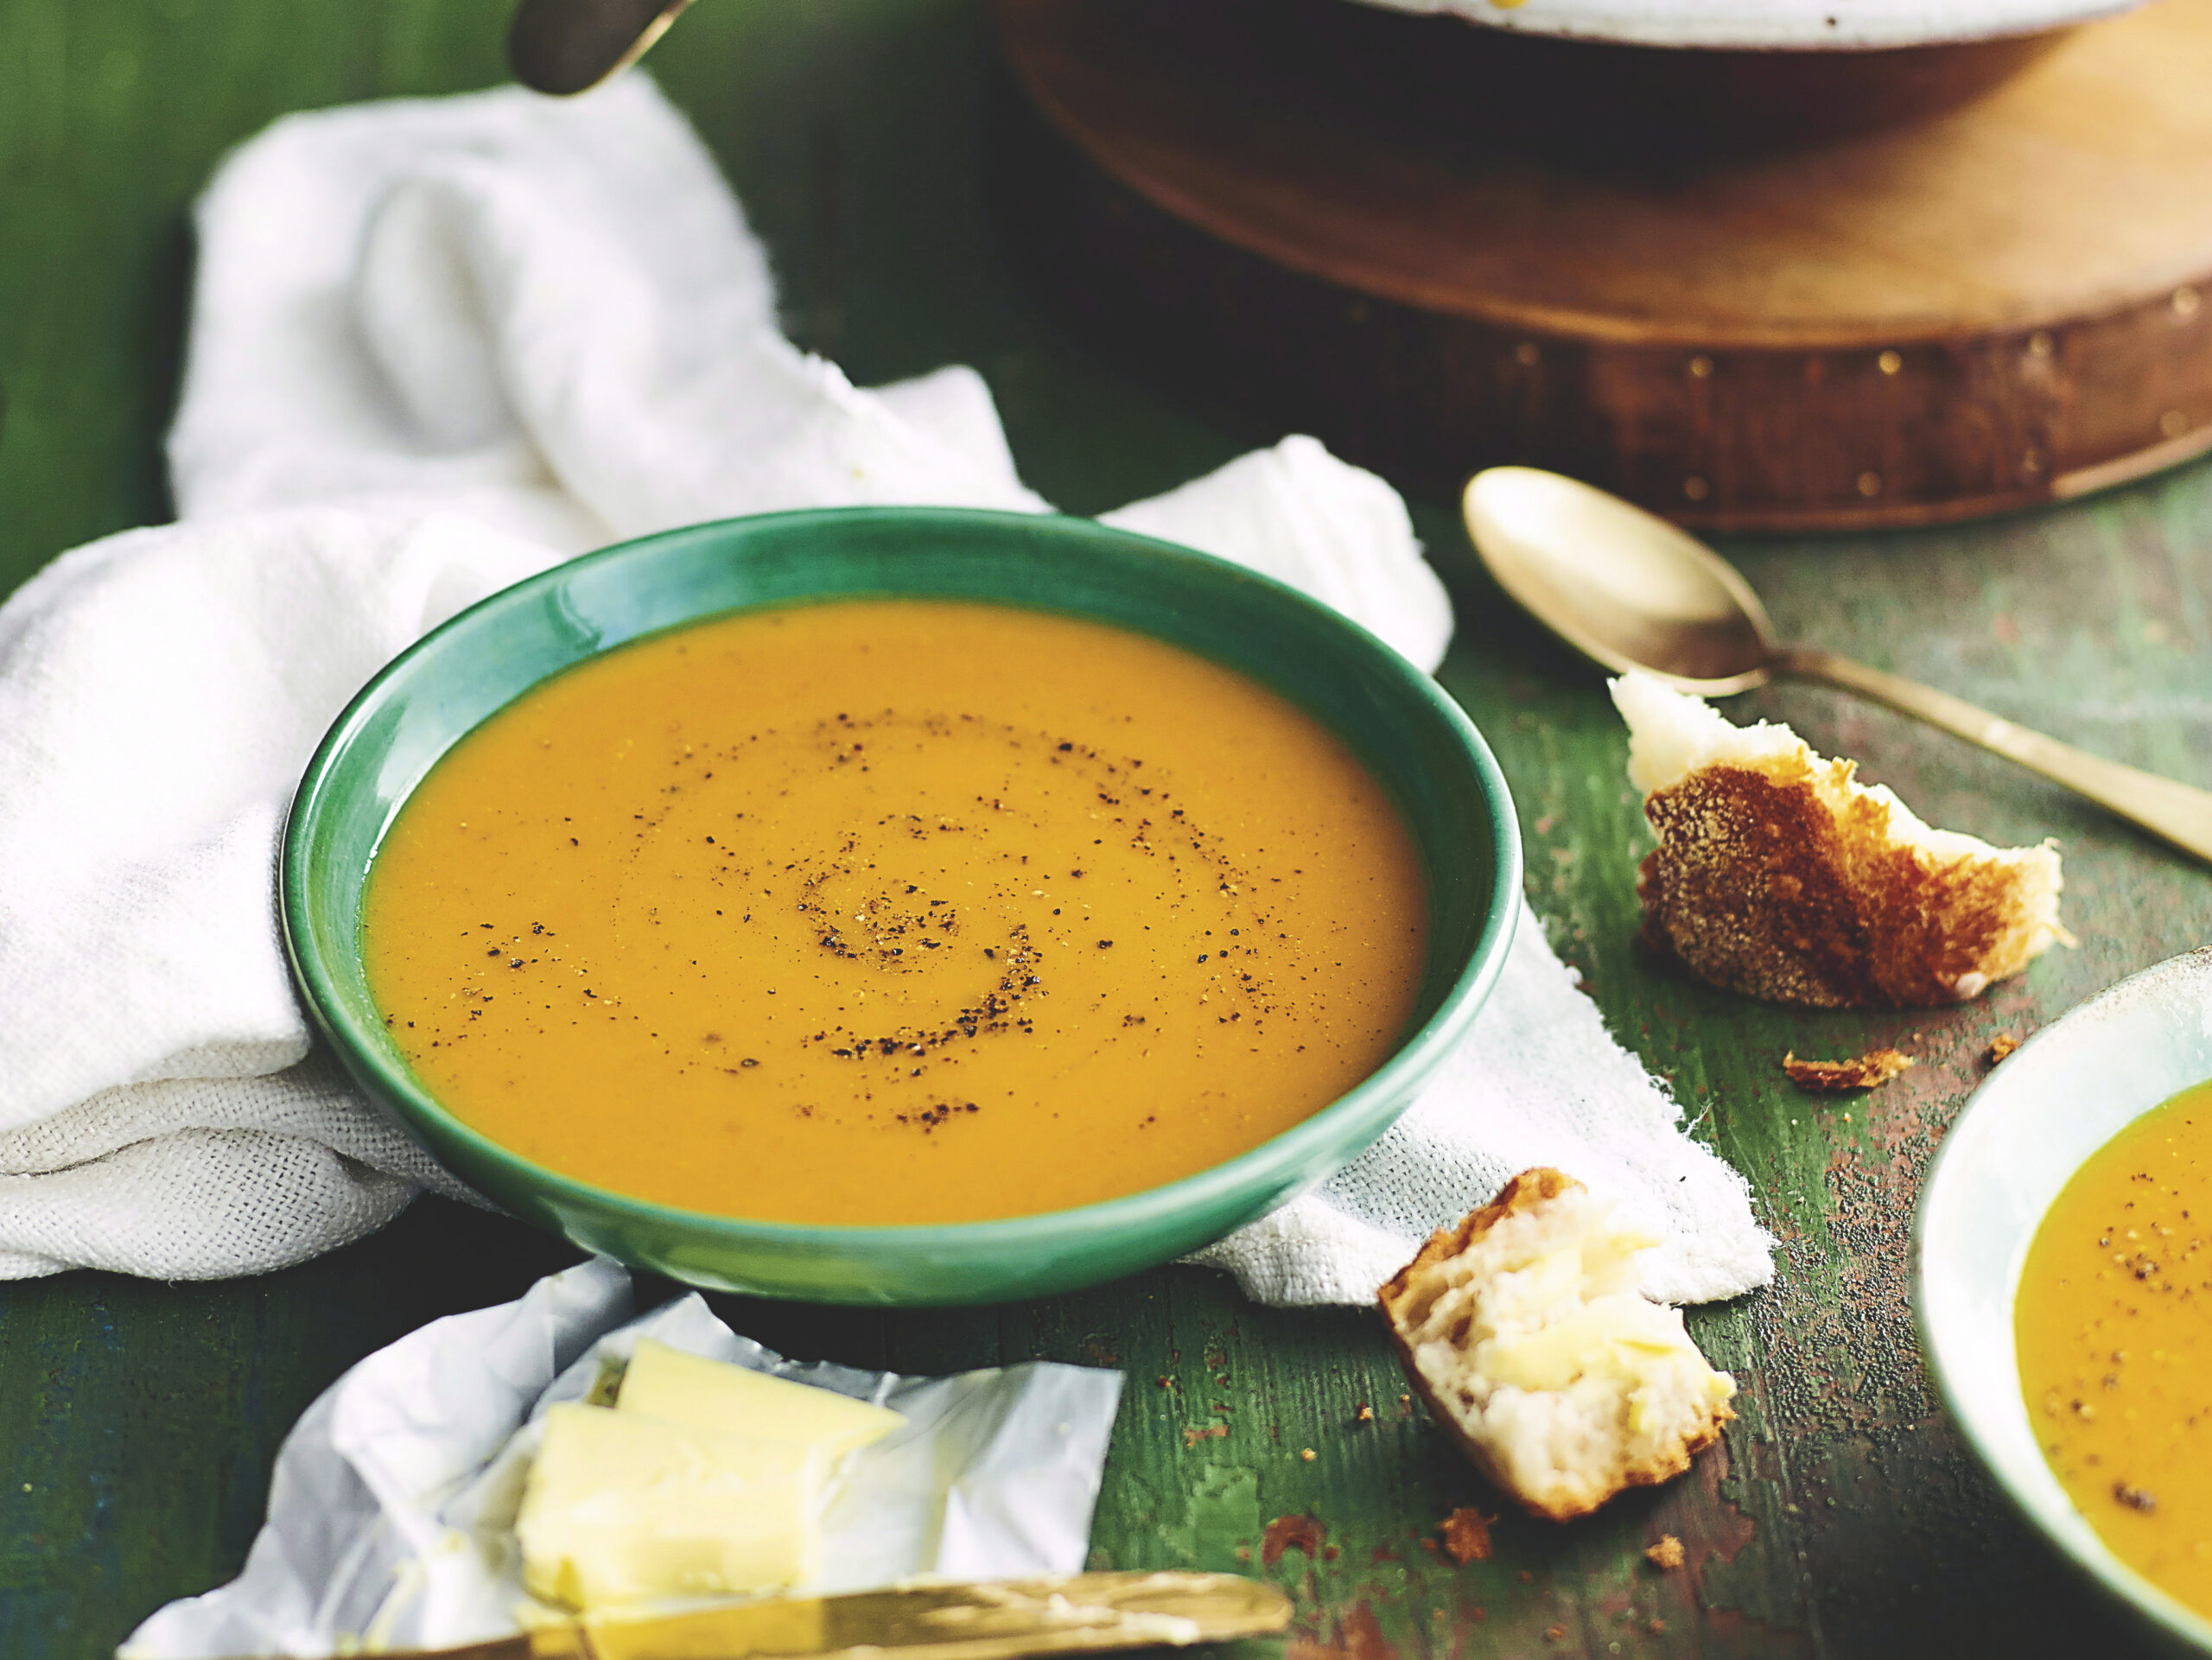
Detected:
left=302, top=1571, right=1294, bottom=1660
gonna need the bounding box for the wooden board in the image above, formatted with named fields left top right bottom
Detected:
left=6, top=5, right=2212, bottom=1660
left=994, top=0, right=2212, bottom=530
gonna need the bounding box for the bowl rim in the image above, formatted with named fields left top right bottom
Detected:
left=281, top=505, right=1523, bottom=1262
left=1346, top=0, right=2141, bottom=53
left=1913, top=946, right=2212, bottom=1652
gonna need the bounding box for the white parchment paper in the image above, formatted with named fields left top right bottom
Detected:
left=120, top=1259, right=1125, bottom=1658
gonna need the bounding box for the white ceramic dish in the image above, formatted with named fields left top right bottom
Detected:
left=1351, top=0, right=2145, bottom=53
left=1916, top=948, right=2212, bottom=1654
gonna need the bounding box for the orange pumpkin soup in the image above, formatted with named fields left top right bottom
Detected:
left=363, top=598, right=1429, bottom=1224
left=2017, top=1078, right=2212, bottom=1616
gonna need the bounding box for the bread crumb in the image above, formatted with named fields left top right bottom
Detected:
left=1611, top=673, right=2067, bottom=1007
left=1782, top=1048, right=1914, bottom=1092
left=1378, top=1168, right=1736, bottom=1522
left=1645, top=1534, right=1686, bottom=1569
left=1356, top=1402, right=1376, bottom=1422
left=1440, top=1507, right=1494, bottom=1563
left=1544, top=1626, right=1566, bottom=1643
left=1986, top=1032, right=2020, bottom=1064
left=1300, top=1447, right=1316, bottom=1461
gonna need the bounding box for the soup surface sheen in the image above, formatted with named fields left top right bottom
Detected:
left=2017, top=1078, right=2212, bottom=1617
left=365, top=598, right=1429, bottom=1225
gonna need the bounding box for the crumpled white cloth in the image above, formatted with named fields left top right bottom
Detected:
left=0, top=75, right=1770, bottom=1300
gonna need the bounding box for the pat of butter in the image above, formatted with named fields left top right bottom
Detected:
left=516, top=1402, right=824, bottom=1609
left=618, top=1339, right=905, bottom=1456
left=1480, top=1299, right=1696, bottom=1393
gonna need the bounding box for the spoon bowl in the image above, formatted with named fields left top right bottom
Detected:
left=1464, top=467, right=1777, bottom=692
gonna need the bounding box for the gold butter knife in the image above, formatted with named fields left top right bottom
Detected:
left=308, top=1572, right=1293, bottom=1660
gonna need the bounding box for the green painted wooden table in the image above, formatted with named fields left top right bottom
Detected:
left=4, top=3, right=2211, bottom=1655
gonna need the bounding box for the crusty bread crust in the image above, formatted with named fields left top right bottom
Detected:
left=1781, top=1047, right=1913, bottom=1091
left=1377, top=1169, right=1730, bottom=1523
left=1637, top=757, right=2063, bottom=1008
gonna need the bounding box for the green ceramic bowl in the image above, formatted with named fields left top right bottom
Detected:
left=283, top=507, right=1520, bottom=1305
left=1916, top=948, right=2212, bottom=1653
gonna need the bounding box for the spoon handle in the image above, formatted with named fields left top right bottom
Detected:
left=1772, top=646, right=2212, bottom=865
left=508, top=0, right=693, bottom=95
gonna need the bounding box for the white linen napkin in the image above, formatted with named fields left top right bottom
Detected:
left=0, top=76, right=1770, bottom=1301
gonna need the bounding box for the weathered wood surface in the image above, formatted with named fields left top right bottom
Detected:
left=3, top=3, right=2209, bottom=1656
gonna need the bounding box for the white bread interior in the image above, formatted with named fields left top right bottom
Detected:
left=1380, top=1168, right=1735, bottom=1522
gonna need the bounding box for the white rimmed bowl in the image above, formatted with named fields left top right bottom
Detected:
left=1347, top=0, right=2145, bottom=53
left=1916, top=948, right=2212, bottom=1653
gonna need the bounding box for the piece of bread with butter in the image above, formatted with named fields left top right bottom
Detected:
left=1378, top=1168, right=1736, bottom=1523
left=1612, top=671, right=2067, bottom=1007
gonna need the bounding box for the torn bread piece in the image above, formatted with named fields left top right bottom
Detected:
left=1378, top=1168, right=1736, bottom=1523
left=1612, top=671, right=2068, bottom=1007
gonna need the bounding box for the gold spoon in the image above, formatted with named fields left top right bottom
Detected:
left=1462, top=465, right=2212, bottom=864
left=508, top=0, right=695, bottom=96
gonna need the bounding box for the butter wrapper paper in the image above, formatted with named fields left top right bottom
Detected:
left=121, top=1258, right=1125, bottom=1657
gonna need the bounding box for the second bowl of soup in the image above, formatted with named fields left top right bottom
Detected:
left=283, top=507, right=1519, bottom=1303
left=1917, top=947, right=2212, bottom=1652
